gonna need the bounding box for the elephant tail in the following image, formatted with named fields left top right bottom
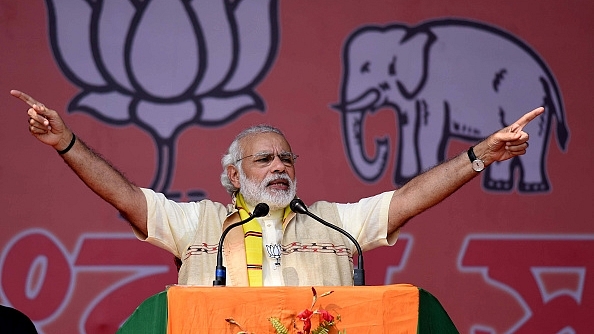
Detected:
left=541, top=76, right=569, bottom=151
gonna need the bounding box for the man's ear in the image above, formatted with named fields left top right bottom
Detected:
left=227, top=165, right=241, bottom=189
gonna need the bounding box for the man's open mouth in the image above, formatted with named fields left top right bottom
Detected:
left=267, top=179, right=289, bottom=188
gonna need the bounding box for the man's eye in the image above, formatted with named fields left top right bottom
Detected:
left=256, top=155, right=274, bottom=163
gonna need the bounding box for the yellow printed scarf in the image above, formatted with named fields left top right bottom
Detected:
left=235, top=193, right=292, bottom=286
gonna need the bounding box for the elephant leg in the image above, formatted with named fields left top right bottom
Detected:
left=395, top=100, right=446, bottom=184
left=517, top=137, right=550, bottom=192
left=417, top=100, right=447, bottom=171
left=483, top=139, right=550, bottom=193
left=483, top=160, right=514, bottom=191
left=394, top=105, right=420, bottom=185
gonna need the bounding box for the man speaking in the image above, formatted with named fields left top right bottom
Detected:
left=11, top=89, right=543, bottom=287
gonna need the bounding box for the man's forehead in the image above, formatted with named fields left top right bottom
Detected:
left=240, top=132, right=291, bottom=153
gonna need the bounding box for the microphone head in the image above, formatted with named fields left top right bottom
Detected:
left=252, top=203, right=270, bottom=217
left=289, top=198, right=308, bottom=214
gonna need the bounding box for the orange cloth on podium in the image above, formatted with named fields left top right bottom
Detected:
left=167, top=284, right=420, bottom=333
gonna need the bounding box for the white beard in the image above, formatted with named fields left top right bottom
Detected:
left=239, top=171, right=297, bottom=211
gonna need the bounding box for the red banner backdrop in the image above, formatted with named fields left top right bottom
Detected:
left=1, top=1, right=592, bottom=333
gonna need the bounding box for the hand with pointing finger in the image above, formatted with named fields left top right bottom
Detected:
left=473, top=106, right=544, bottom=165
left=10, top=89, right=148, bottom=231
left=10, top=89, right=74, bottom=152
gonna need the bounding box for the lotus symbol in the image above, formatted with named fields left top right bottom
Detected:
left=46, top=0, right=280, bottom=199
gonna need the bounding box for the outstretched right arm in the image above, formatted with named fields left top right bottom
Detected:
left=11, top=90, right=148, bottom=236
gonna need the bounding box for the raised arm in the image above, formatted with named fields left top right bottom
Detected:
left=387, top=106, right=545, bottom=233
left=11, top=90, right=148, bottom=236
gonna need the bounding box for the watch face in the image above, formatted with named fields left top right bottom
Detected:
left=472, top=159, right=485, bottom=172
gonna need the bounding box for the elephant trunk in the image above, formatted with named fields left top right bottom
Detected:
left=339, top=109, right=390, bottom=182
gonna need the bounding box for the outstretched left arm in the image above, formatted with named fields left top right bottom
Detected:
left=386, top=107, right=544, bottom=234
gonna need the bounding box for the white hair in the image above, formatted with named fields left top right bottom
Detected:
left=220, top=124, right=286, bottom=195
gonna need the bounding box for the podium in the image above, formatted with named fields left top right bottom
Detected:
left=118, top=284, right=458, bottom=333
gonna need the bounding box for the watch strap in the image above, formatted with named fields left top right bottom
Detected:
left=467, top=146, right=478, bottom=162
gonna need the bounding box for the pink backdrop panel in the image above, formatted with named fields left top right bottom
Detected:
left=1, top=0, right=592, bottom=333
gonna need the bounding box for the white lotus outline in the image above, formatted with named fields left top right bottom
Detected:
left=45, top=0, right=280, bottom=198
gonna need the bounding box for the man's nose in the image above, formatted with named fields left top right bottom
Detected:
left=270, top=154, right=287, bottom=173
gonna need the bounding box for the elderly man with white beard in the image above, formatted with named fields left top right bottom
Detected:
left=11, top=89, right=544, bottom=286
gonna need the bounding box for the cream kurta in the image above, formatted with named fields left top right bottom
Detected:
left=137, top=188, right=397, bottom=286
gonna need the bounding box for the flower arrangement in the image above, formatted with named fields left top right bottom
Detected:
left=226, top=287, right=344, bottom=334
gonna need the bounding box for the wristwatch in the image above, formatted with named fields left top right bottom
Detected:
left=467, top=146, right=485, bottom=172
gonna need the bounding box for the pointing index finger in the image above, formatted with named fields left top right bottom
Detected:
left=511, top=107, right=545, bottom=132
left=10, top=90, right=41, bottom=108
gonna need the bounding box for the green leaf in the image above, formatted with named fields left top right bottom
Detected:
left=268, top=317, right=289, bottom=334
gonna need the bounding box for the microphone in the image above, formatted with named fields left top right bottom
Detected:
left=289, top=198, right=365, bottom=286
left=213, top=202, right=269, bottom=286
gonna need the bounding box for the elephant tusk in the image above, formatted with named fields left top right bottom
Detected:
left=333, top=89, right=380, bottom=112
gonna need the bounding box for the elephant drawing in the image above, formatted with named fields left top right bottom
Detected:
left=334, top=18, right=569, bottom=193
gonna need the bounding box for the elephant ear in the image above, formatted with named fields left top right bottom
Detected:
left=395, top=27, right=436, bottom=100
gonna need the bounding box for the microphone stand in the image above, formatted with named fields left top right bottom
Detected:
left=213, top=203, right=269, bottom=286
left=290, top=199, right=365, bottom=286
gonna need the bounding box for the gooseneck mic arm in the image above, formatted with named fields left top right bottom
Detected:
left=289, top=198, right=365, bottom=286
left=213, top=203, right=269, bottom=286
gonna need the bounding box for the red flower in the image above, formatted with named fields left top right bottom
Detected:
left=292, top=288, right=339, bottom=334
left=302, top=318, right=312, bottom=333
left=297, top=308, right=313, bottom=320
left=297, top=308, right=313, bottom=334
left=318, top=309, right=334, bottom=323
